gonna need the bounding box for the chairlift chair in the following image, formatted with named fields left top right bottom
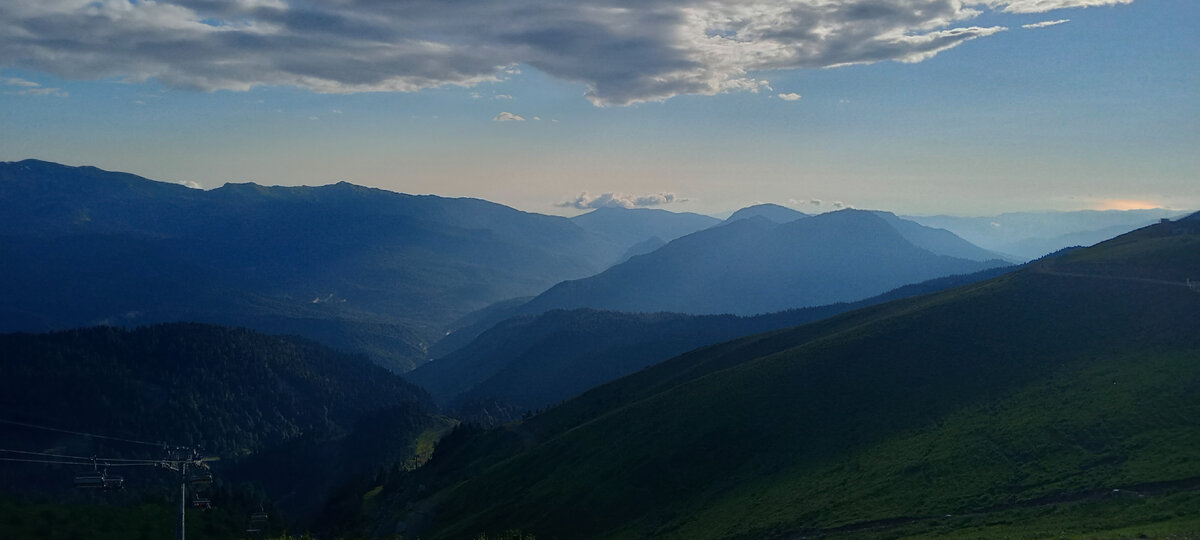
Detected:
left=101, top=475, right=124, bottom=491
left=73, top=471, right=105, bottom=489
left=187, top=470, right=213, bottom=487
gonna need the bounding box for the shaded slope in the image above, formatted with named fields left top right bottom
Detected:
left=407, top=267, right=1014, bottom=420
left=384, top=218, right=1200, bottom=540
left=871, top=210, right=1009, bottom=262
left=0, top=323, right=440, bottom=524
left=523, top=209, right=1007, bottom=316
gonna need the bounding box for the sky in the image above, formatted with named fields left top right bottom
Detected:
left=1, top=0, right=1196, bottom=217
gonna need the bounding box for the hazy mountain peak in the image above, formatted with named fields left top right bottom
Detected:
left=522, top=205, right=1005, bottom=317
left=725, top=203, right=808, bottom=224
left=570, top=204, right=721, bottom=255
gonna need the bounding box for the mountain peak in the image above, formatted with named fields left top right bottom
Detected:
left=726, top=203, right=808, bottom=224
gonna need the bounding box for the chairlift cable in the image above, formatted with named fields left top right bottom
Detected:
left=0, top=457, right=106, bottom=466
left=0, top=418, right=183, bottom=449
left=0, top=448, right=182, bottom=464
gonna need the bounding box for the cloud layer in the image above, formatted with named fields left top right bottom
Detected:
left=559, top=192, right=684, bottom=209
left=0, top=0, right=1136, bottom=106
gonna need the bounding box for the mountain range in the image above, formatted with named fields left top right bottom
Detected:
left=4, top=158, right=1199, bottom=539
left=0, top=160, right=631, bottom=371
left=0, top=160, right=1020, bottom=372
left=519, top=209, right=1008, bottom=316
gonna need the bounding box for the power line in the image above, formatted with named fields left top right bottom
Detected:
left=0, top=417, right=182, bottom=449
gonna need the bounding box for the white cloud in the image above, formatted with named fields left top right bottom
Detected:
left=493, top=94, right=514, bottom=100
left=558, top=191, right=685, bottom=209
left=991, top=0, right=1132, bottom=14
left=0, top=0, right=1139, bottom=105
left=2, top=77, right=39, bottom=87
left=777, top=92, right=802, bottom=101
left=493, top=111, right=525, bottom=122
left=1022, top=19, right=1070, bottom=29
left=2, top=77, right=66, bottom=96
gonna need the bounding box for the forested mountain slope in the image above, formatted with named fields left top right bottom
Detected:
left=0, top=323, right=444, bottom=530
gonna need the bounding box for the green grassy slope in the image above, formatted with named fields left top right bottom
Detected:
left=388, top=217, right=1200, bottom=540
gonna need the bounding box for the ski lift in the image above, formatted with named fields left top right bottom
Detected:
left=74, top=462, right=122, bottom=491
left=191, top=496, right=212, bottom=510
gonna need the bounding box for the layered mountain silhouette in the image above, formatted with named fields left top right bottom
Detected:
left=0, top=160, right=626, bottom=370
left=407, top=267, right=1013, bottom=422
left=520, top=209, right=1009, bottom=316
left=569, top=206, right=720, bottom=255
left=907, top=208, right=1187, bottom=260
left=378, top=214, right=1200, bottom=540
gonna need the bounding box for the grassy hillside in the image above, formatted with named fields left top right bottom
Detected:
left=379, top=217, right=1200, bottom=540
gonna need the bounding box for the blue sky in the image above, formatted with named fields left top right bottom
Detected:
left=1, top=0, right=1196, bottom=217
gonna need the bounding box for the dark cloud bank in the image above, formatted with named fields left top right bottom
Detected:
left=0, top=0, right=1132, bottom=105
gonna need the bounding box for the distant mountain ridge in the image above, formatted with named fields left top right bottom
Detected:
left=724, top=203, right=807, bottom=224
left=907, top=208, right=1190, bottom=259
left=569, top=206, right=721, bottom=255
left=0, top=160, right=625, bottom=371
left=431, top=208, right=1009, bottom=354
left=520, top=209, right=1009, bottom=316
